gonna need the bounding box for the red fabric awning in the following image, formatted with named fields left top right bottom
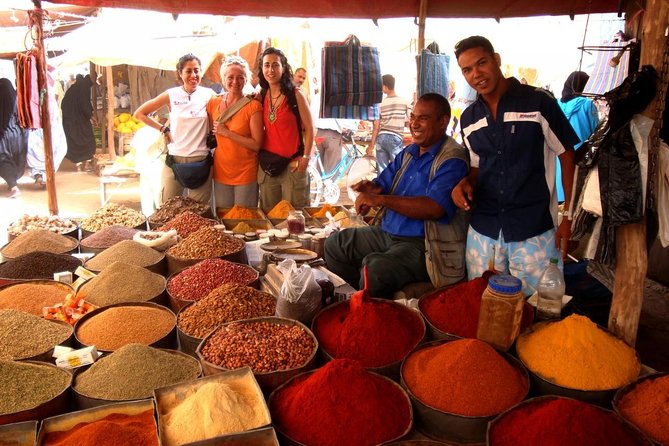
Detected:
left=46, top=0, right=621, bottom=19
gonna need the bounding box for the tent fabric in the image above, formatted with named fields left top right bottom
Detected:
left=47, top=0, right=620, bottom=19
left=583, top=42, right=631, bottom=96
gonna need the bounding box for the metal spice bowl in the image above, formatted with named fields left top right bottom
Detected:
left=399, top=339, right=530, bottom=445
left=73, top=302, right=177, bottom=353
left=178, top=426, right=280, bottom=446
left=23, top=319, right=75, bottom=362
left=612, top=371, right=668, bottom=445
left=165, top=243, right=248, bottom=276
left=0, top=361, right=72, bottom=426
left=0, top=420, right=37, bottom=446
left=83, top=248, right=166, bottom=276
left=516, top=321, right=642, bottom=408
left=0, top=280, right=76, bottom=315
left=487, top=395, right=653, bottom=445
left=36, top=398, right=157, bottom=445
left=176, top=302, right=203, bottom=356
left=385, top=441, right=452, bottom=446
left=0, top=235, right=80, bottom=261
left=79, top=219, right=147, bottom=240
left=7, top=218, right=78, bottom=242
left=311, top=298, right=427, bottom=382
left=267, top=368, right=413, bottom=446
left=196, top=317, right=318, bottom=395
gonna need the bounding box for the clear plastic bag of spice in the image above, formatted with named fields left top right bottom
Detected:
left=276, top=259, right=322, bottom=325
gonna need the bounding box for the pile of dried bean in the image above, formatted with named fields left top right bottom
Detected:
left=0, top=361, right=70, bottom=415
left=0, top=282, right=72, bottom=316
left=167, top=259, right=257, bottom=302
left=178, top=284, right=276, bottom=338
left=1, top=230, right=77, bottom=258
left=0, top=309, right=72, bottom=360
left=78, top=261, right=165, bottom=307
left=74, top=344, right=200, bottom=400
left=8, top=214, right=77, bottom=237
left=0, top=251, right=80, bottom=279
left=84, top=240, right=164, bottom=271
left=167, top=227, right=244, bottom=260
left=157, top=211, right=215, bottom=238
left=148, top=196, right=210, bottom=226
left=80, top=225, right=139, bottom=249
left=80, top=203, right=145, bottom=232
left=200, top=321, right=315, bottom=373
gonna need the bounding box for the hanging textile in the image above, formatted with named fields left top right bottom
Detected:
left=15, top=52, right=41, bottom=130
left=583, top=42, right=631, bottom=96
left=417, top=42, right=450, bottom=98
left=320, top=35, right=381, bottom=120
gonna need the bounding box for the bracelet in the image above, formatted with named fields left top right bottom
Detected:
left=161, top=126, right=170, bottom=134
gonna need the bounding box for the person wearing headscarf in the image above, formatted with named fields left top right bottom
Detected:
left=557, top=71, right=599, bottom=201
left=62, top=74, right=96, bottom=170
left=0, top=78, right=28, bottom=198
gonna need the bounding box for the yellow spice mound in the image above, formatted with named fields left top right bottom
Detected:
left=312, top=204, right=337, bottom=218
left=516, top=314, right=640, bottom=390
left=223, top=205, right=259, bottom=220
left=267, top=200, right=294, bottom=219
left=232, top=222, right=255, bottom=234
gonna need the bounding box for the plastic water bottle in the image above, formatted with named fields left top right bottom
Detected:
left=536, top=258, right=565, bottom=321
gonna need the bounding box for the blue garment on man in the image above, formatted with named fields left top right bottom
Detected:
left=460, top=78, right=579, bottom=242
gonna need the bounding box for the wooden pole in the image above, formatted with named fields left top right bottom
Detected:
left=416, top=0, right=428, bottom=95
left=31, top=0, right=58, bottom=215
left=609, top=0, right=668, bottom=346
left=105, top=65, right=116, bottom=159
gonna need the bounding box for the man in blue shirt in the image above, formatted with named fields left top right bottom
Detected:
left=324, top=93, right=468, bottom=298
left=452, top=35, right=579, bottom=294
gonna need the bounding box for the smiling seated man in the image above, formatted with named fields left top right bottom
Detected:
left=324, top=93, right=469, bottom=298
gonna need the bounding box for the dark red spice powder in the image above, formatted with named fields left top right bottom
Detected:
left=313, top=299, right=423, bottom=367
left=270, top=359, right=411, bottom=446
left=489, top=397, right=648, bottom=446
left=42, top=409, right=158, bottom=446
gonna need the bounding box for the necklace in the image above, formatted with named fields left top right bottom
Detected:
left=268, top=93, right=282, bottom=124
left=182, top=86, right=195, bottom=101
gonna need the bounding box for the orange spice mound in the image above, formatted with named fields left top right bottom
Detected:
left=267, top=200, right=295, bottom=219
left=223, top=205, right=259, bottom=220
left=312, top=204, right=336, bottom=218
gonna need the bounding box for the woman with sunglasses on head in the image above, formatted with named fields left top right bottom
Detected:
left=134, top=53, right=215, bottom=206
left=206, top=56, right=263, bottom=208
left=256, top=47, right=314, bottom=211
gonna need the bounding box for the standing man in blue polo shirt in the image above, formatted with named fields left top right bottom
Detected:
left=324, top=93, right=468, bottom=298
left=452, top=35, right=579, bottom=295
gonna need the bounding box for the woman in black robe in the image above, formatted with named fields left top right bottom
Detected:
left=62, top=74, right=96, bottom=168
left=0, top=78, right=28, bottom=198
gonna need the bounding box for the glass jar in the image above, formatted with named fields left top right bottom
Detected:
left=287, top=210, right=306, bottom=237
left=298, top=233, right=313, bottom=250
left=311, top=234, right=326, bottom=259
left=476, top=274, right=524, bottom=351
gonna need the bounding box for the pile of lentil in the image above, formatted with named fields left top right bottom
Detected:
left=0, top=309, right=72, bottom=360
left=201, top=320, right=315, bottom=373
left=0, top=251, right=80, bottom=280
left=84, top=240, right=164, bottom=271
left=167, top=259, right=258, bottom=302
left=0, top=282, right=72, bottom=316
left=148, top=196, right=210, bottom=227
left=157, top=211, right=215, bottom=238
left=0, top=360, right=70, bottom=415
left=313, top=299, right=423, bottom=367
left=76, top=305, right=175, bottom=351
left=80, top=225, right=139, bottom=250
left=8, top=214, right=77, bottom=237
left=1, top=230, right=77, bottom=258
left=616, top=374, right=669, bottom=444
left=74, top=344, right=200, bottom=400
left=402, top=339, right=528, bottom=417
left=516, top=314, right=640, bottom=390
left=78, top=261, right=165, bottom=307
left=167, top=226, right=244, bottom=260
left=178, top=284, right=276, bottom=338
left=80, top=203, right=145, bottom=232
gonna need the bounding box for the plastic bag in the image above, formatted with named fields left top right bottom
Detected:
left=346, top=156, right=377, bottom=203
left=133, top=229, right=180, bottom=251
left=276, top=259, right=322, bottom=325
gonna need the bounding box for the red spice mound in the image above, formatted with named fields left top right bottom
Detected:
left=403, top=339, right=527, bottom=417
left=617, top=374, right=669, bottom=444
left=313, top=300, right=423, bottom=367
left=420, top=276, right=533, bottom=338
left=167, top=258, right=257, bottom=301
left=490, top=397, right=647, bottom=446
left=270, top=359, right=411, bottom=446
left=42, top=409, right=158, bottom=446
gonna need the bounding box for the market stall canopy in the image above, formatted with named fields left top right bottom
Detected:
left=47, top=0, right=621, bottom=19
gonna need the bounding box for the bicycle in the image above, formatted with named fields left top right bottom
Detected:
left=308, top=131, right=376, bottom=206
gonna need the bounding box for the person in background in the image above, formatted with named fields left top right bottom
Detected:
left=256, top=47, right=314, bottom=210
left=293, top=68, right=307, bottom=88
left=325, top=94, right=468, bottom=298
left=62, top=74, right=96, bottom=171
left=314, top=118, right=359, bottom=174
left=368, top=74, right=411, bottom=171
left=134, top=53, right=215, bottom=205
left=206, top=56, right=263, bottom=208
left=452, top=35, right=579, bottom=295
left=0, top=78, right=28, bottom=198
left=556, top=71, right=599, bottom=202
